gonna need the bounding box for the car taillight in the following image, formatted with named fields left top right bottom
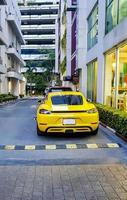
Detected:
left=87, top=108, right=98, bottom=113
left=39, top=109, right=51, bottom=114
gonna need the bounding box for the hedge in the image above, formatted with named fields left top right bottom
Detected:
left=95, top=103, right=127, bottom=138
left=0, top=94, right=17, bottom=103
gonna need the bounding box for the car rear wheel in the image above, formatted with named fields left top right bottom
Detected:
left=37, top=125, right=44, bottom=136
left=92, top=127, right=98, bottom=135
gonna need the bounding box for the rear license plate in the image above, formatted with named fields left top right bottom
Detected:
left=63, top=119, right=75, bottom=125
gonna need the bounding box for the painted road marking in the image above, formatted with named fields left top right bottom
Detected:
left=107, top=143, right=120, bottom=148
left=86, top=144, right=98, bottom=149
left=5, top=145, right=15, bottom=150
left=25, top=145, right=36, bottom=150
left=0, top=143, right=121, bottom=151
left=45, top=145, right=56, bottom=150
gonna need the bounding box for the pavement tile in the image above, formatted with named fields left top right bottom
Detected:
left=0, top=164, right=127, bottom=200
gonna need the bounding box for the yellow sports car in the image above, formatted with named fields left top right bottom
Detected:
left=36, top=91, right=99, bottom=135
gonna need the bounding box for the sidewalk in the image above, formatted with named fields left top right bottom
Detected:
left=0, top=164, right=127, bottom=200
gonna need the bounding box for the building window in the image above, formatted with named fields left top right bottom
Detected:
left=106, top=0, right=127, bottom=34
left=87, top=60, right=98, bottom=102
left=105, top=43, right=127, bottom=111
left=119, top=0, right=127, bottom=23
left=87, top=3, right=98, bottom=50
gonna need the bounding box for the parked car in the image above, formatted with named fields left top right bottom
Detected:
left=36, top=91, right=99, bottom=136
left=43, top=86, right=72, bottom=96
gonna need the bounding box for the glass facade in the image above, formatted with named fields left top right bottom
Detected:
left=106, top=0, right=127, bottom=34
left=105, top=44, right=127, bottom=111
left=87, top=3, right=98, bottom=50
left=87, top=60, right=98, bottom=102
left=119, top=0, right=127, bottom=22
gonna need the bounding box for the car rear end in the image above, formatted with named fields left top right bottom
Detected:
left=37, top=92, right=99, bottom=134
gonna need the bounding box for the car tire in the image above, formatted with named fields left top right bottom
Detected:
left=37, top=125, right=44, bottom=136
left=92, top=127, right=98, bottom=135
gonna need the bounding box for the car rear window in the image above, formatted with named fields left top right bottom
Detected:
left=51, top=95, right=83, bottom=105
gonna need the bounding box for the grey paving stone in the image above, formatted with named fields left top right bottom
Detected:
left=0, top=164, right=127, bottom=200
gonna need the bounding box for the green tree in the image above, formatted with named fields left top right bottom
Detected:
left=23, top=55, right=55, bottom=94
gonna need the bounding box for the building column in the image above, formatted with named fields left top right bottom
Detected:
left=66, top=0, right=72, bottom=77
left=96, top=0, right=106, bottom=103
left=77, top=0, right=87, bottom=95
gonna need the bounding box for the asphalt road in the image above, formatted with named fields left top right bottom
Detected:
left=0, top=99, right=127, bottom=165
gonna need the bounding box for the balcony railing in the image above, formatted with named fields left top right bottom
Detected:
left=7, top=68, right=23, bottom=80
left=20, top=5, right=59, bottom=10
left=21, top=14, right=57, bottom=20
left=23, top=34, right=55, bottom=40
left=22, top=54, right=49, bottom=60
left=21, top=24, right=55, bottom=30
left=21, top=44, right=55, bottom=49
left=7, top=47, right=25, bottom=66
left=7, top=67, right=18, bottom=73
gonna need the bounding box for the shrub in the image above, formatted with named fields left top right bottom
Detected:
left=0, top=94, right=17, bottom=103
left=95, top=103, right=127, bottom=137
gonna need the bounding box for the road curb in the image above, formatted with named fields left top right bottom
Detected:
left=0, top=99, right=17, bottom=106
left=100, top=121, right=127, bottom=143
left=0, top=98, right=30, bottom=107
left=99, top=121, right=127, bottom=152
left=100, top=122, right=116, bottom=133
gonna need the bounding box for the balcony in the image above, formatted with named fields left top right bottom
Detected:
left=21, top=44, right=55, bottom=49
left=21, top=67, right=46, bottom=73
left=21, top=24, right=55, bottom=30
left=7, top=47, right=25, bottom=66
left=0, top=29, right=7, bottom=45
left=7, top=14, right=25, bottom=45
left=21, top=14, right=57, bottom=20
left=7, top=68, right=23, bottom=80
left=0, top=57, right=6, bottom=74
left=0, top=0, right=7, bottom=5
left=20, top=4, right=59, bottom=10
left=24, top=34, right=55, bottom=40
left=22, top=54, right=49, bottom=60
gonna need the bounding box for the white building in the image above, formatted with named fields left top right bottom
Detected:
left=18, top=0, right=59, bottom=73
left=0, top=0, right=26, bottom=96
left=85, top=0, right=127, bottom=111
left=57, top=0, right=67, bottom=81
left=62, top=0, right=127, bottom=111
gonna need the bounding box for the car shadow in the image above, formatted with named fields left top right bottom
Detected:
left=41, top=132, right=95, bottom=139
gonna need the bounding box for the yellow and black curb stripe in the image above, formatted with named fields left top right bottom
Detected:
left=0, top=143, right=120, bottom=151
